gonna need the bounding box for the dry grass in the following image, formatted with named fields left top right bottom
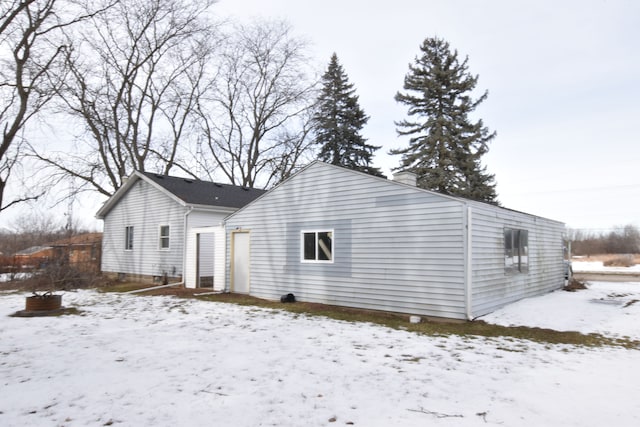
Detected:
left=97, top=283, right=640, bottom=350
left=603, top=254, right=636, bottom=267
left=564, top=278, right=588, bottom=292
left=4, top=279, right=637, bottom=349
left=573, top=253, right=640, bottom=266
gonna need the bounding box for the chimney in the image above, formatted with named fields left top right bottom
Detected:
left=393, top=171, right=417, bottom=186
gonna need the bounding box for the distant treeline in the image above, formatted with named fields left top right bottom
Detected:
left=569, top=224, right=640, bottom=255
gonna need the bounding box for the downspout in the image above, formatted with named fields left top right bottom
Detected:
left=221, top=219, right=230, bottom=293
left=182, top=206, right=194, bottom=286
left=464, top=205, right=473, bottom=320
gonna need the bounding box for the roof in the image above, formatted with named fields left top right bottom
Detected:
left=49, top=233, right=103, bottom=247
left=140, top=172, right=266, bottom=208
left=14, top=246, right=53, bottom=256
left=96, top=171, right=267, bottom=219
left=227, top=161, right=565, bottom=226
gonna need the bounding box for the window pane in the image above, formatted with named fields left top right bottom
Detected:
left=504, top=229, right=514, bottom=268
left=505, top=228, right=529, bottom=273
left=317, top=232, right=332, bottom=261
left=125, top=226, right=134, bottom=250
left=160, top=226, right=170, bottom=249
left=519, top=230, right=529, bottom=271
left=303, top=233, right=316, bottom=260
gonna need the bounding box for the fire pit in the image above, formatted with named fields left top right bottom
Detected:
left=13, top=292, right=65, bottom=317
left=25, top=292, right=62, bottom=311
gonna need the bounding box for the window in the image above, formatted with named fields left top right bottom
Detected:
left=505, top=228, right=528, bottom=273
left=125, top=226, right=134, bottom=250
left=159, top=225, right=170, bottom=249
left=301, top=230, right=333, bottom=262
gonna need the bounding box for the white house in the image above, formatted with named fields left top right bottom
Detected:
left=224, top=161, right=566, bottom=320
left=96, top=171, right=265, bottom=288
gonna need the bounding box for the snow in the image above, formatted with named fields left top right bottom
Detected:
left=572, top=260, right=640, bottom=273
left=0, top=273, right=31, bottom=283
left=1, top=284, right=639, bottom=427
left=483, top=281, right=640, bottom=340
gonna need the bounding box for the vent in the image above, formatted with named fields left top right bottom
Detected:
left=214, top=183, right=223, bottom=188
left=183, top=179, right=193, bottom=184
left=154, top=174, right=164, bottom=179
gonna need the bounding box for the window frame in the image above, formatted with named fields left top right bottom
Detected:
left=504, top=228, right=529, bottom=273
left=159, top=225, right=170, bottom=250
left=125, top=226, right=134, bottom=251
left=300, top=229, right=334, bottom=263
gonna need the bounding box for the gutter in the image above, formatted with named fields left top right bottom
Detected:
left=464, top=205, right=473, bottom=320
left=182, top=206, right=194, bottom=285
left=221, top=219, right=230, bottom=293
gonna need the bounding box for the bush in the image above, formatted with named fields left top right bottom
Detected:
left=603, top=254, right=635, bottom=267
left=0, top=263, right=101, bottom=293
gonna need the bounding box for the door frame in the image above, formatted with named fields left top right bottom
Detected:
left=185, top=226, right=224, bottom=289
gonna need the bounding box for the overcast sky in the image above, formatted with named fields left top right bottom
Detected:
left=215, top=0, right=640, bottom=232
left=1, top=0, right=638, bottom=232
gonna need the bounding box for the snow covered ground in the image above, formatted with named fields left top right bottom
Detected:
left=0, top=272, right=31, bottom=283
left=1, top=283, right=639, bottom=427
left=483, top=281, right=640, bottom=340
left=572, top=259, right=640, bottom=273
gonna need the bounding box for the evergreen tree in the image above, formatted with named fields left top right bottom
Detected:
left=313, top=53, right=383, bottom=176
left=392, top=37, right=498, bottom=203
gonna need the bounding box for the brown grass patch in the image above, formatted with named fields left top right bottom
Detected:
left=112, top=286, right=640, bottom=350
left=18, top=280, right=624, bottom=349
left=573, top=253, right=640, bottom=266
left=603, top=254, right=636, bottom=267
left=564, top=278, right=588, bottom=292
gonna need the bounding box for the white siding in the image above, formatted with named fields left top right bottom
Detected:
left=226, top=163, right=468, bottom=319
left=187, top=210, right=229, bottom=229
left=226, top=163, right=566, bottom=320
left=101, top=179, right=185, bottom=278
left=470, top=204, right=565, bottom=317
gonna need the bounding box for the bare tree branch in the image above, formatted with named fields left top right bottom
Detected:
left=196, top=19, right=318, bottom=188
left=32, top=0, right=217, bottom=197
left=0, top=0, right=115, bottom=213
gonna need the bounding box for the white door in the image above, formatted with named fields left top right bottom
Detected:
left=232, top=232, right=250, bottom=293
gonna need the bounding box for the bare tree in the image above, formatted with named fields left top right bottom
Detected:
left=0, top=209, right=65, bottom=254
left=0, top=0, right=110, bottom=213
left=196, top=20, right=318, bottom=188
left=31, top=0, right=217, bottom=197
left=606, top=224, right=640, bottom=254
left=569, top=224, right=640, bottom=255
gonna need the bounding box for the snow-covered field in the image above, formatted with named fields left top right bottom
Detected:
left=1, top=282, right=639, bottom=427
left=572, top=259, right=640, bottom=274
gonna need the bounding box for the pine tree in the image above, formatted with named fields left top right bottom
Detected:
left=392, top=37, right=498, bottom=203
left=313, top=53, right=383, bottom=177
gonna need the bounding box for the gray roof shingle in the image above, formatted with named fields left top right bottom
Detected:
left=141, top=172, right=266, bottom=208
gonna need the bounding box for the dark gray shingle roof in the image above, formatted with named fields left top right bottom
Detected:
left=141, top=172, right=266, bottom=208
